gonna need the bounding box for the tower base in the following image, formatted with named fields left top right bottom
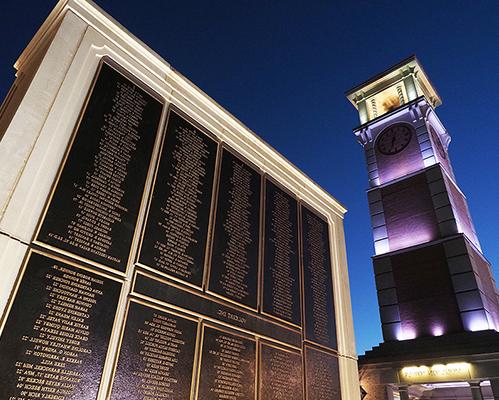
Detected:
left=359, top=330, right=499, bottom=399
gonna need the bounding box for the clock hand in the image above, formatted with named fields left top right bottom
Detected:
left=390, top=135, right=396, bottom=149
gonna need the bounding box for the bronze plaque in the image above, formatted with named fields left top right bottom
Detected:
left=37, top=61, right=163, bottom=272
left=139, top=109, right=218, bottom=286
left=133, top=272, right=301, bottom=348
left=0, top=251, right=121, bottom=400
left=110, top=301, right=198, bottom=399
left=260, top=343, right=303, bottom=400
left=197, top=325, right=256, bottom=400
left=209, top=148, right=261, bottom=309
left=304, top=345, right=341, bottom=400
left=262, top=179, right=301, bottom=325
left=301, top=205, right=337, bottom=349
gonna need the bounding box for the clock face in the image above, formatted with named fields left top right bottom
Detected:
left=429, top=125, right=447, bottom=159
left=376, top=124, right=413, bottom=155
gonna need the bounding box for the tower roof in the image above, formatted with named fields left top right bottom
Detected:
left=346, top=55, right=442, bottom=111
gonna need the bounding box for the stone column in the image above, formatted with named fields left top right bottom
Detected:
left=490, top=379, right=499, bottom=400
left=469, top=381, right=484, bottom=400
left=358, top=99, right=368, bottom=124
left=398, top=385, right=410, bottom=400
left=402, top=74, right=417, bottom=101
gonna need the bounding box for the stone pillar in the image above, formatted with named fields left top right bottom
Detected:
left=398, top=386, right=409, bottom=400
left=469, top=381, right=484, bottom=400
left=403, top=74, right=417, bottom=101
left=358, top=100, right=368, bottom=124
left=490, top=379, right=499, bottom=400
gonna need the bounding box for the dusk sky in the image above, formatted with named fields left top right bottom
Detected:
left=1, top=0, right=498, bottom=354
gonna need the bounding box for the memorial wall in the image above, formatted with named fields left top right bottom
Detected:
left=0, top=1, right=359, bottom=399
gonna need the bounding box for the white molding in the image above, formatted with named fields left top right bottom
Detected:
left=0, top=235, right=28, bottom=325
left=0, top=11, right=87, bottom=225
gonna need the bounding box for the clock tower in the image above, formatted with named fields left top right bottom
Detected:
left=347, top=56, right=499, bottom=400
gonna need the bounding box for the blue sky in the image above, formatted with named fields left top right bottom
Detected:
left=1, top=0, right=498, bottom=354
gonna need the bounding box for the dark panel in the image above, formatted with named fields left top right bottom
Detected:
left=0, top=252, right=121, bottom=400
left=304, top=345, right=341, bottom=400
left=139, top=110, right=217, bottom=286
left=110, top=301, right=198, bottom=400
left=197, top=325, right=256, bottom=400
left=37, top=62, right=163, bottom=272
left=133, top=272, right=301, bottom=348
left=263, top=180, right=301, bottom=325
left=260, top=343, right=303, bottom=400
left=391, top=243, right=463, bottom=336
left=301, top=205, right=337, bottom=350
left=209, top=148, right=261, bottom=308
left=392, top=244, right=454, bottom=302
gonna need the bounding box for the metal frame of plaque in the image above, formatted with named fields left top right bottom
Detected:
left=299, top=201, right=339, bottom=351
left=9, top=75, right=343, bottom=397
left=259, top=340, right=304, bottom=400
left=0, top=249, right=123, bottom=400
left=206, top=144, right=263, bottom=312
left=261, top=175, right=302, bottom=328
left=107, top=297, right=201, bottom=400
left=136, top=105, right=220, bottom=290
left=131, top=270, right=302, bottom=349
left=34, top=58, right=165, bottom=275
left=303, top=343, right=342, bottom=400
left=195, top=322, right=257, bottom=400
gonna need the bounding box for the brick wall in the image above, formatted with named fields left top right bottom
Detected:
left=381, top=173, right=440, bottom=252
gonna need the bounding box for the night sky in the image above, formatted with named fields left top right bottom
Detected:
left=1, top=0, right=498, bottom=355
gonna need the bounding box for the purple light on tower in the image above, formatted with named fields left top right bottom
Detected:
left=431, top=324, right=444, bottom=337
left=396, top=327, right=417, bottom=341
left=464, top=310, right=492, bottom=332
left=385, top=226, right=434, bottom=254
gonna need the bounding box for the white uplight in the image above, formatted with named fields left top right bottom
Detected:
left=432, top=325, right=444, bottom=336
left=396, top=328, right=417, bottom=341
